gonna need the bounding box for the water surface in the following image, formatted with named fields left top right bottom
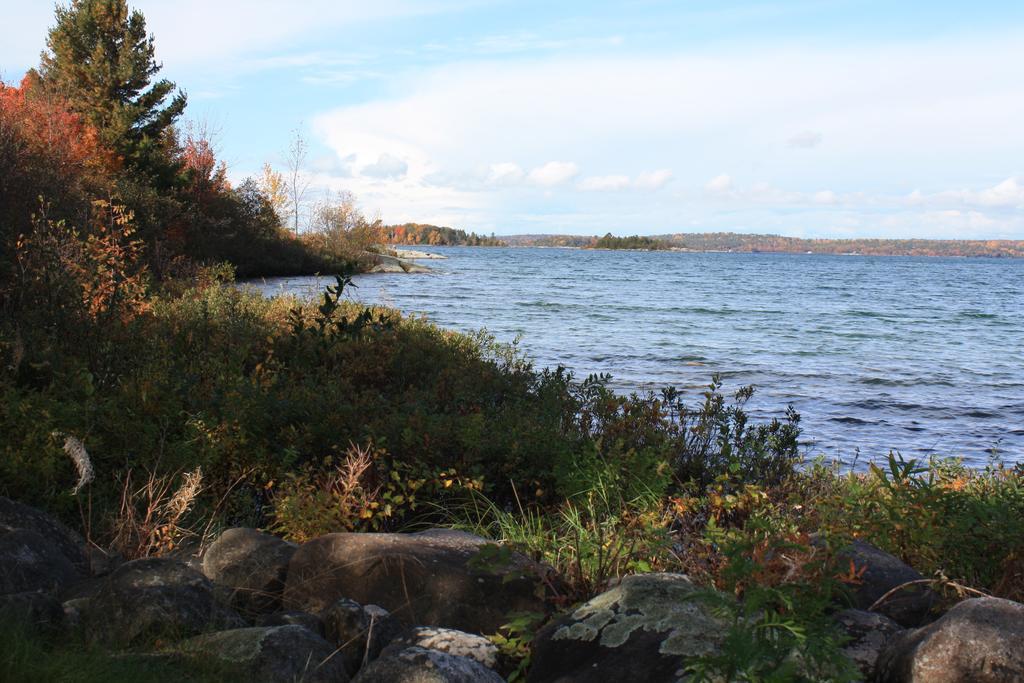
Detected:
left=249, top=247, right=1024, bottom=464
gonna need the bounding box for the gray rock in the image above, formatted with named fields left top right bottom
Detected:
left=86, top=545, right=123, bottom=577
left=381, top=626, right=500, bottom=670
left=255, top=610, right=326, bottom=637
left=363, top=252, right=433, bottom=274
left=392, top=249, right=447, bottom=260
left=84, top=558, right=245, bottom=647
left=62, top=596, right=91, bottom=631
left=178, top=625, right=350, bottom=682
left=837, top=540, right=937, bottom=627
left=202, top=528, right=297, bottom=616
left=353, top=646, right=505, bottom=683
left=0, top=528, right=82, bottom=595
left=528, top=573, right=729, bottom=683
left=834, top=608, right=903, bottom=680
left=875, top=597, right=1024, bottom=682
left=283, top=529, right=547, bottom=634
left=0, top=496, right=88, bottom=572
left=0, top=590, right=64, bottom=632
left=321, top=598, right=403, bottom=676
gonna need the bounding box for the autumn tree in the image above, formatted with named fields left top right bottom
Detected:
left=36, top=0, right=186, bottom=178
left=259, top=162, right=290, bottom=224
left=307, top=190, right=382, bottom=263
left=0, top=77, right=114, bottom=292
left=284, top=130, right=311, bottom=235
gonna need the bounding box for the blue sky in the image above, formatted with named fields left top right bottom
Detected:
left=3, top=1, right=1024, bottom=238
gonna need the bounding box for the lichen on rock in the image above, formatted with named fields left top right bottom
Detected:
left=552, top=573, right=726, bottom=656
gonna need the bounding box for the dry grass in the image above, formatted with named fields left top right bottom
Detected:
left=270, top=443, right=381, bottom=542
left=110, top=467, right=204, bottom=559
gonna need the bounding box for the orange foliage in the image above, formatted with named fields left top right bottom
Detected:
left=0, top=75, right=117, bottom=181
left=179, top=127, right=229, bottom=202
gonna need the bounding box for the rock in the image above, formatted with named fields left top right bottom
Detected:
left=255, top=610, right=326, bottom=637
left=393, top=249, right=448, bottom=260
left=0, top=496, right=88, bottom=573
left=321, top=598, right=401, bottom=676
left=202, top=528, right=297, bottom=616
left=0, top=528, right=83, bottom=595
left=353, top=646, right=505, bottom=683
left=380, top=626, right=500, bottom=670
left=0, top=590, right=64, bottom=632
left=178, top=625, right=350, bottom=683
left=84, top=558, right=245, bottom=647
left=838, top=540, right=937, bottom=627
left=833, top=608, right=903, bottom=679
left=86, top=545, right=123, bottom=577
left=528, top=573, right=728, bottom=683
left=363, top=251, right=433, bottom=274
left=62, top=596, right=91, bottom=631
left=874, top=597, right=1024, bottom=682
left=283, top=529, right=547, bottom=634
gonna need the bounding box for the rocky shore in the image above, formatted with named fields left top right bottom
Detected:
left=3, top=495, right=1023, bottom=682
left=362, top=251, right=434, bottom=274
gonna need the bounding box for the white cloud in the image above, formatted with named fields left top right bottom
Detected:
left=361, top=153, right=408, bottom=178
left=634, top=169, right=673, bottom=190
left=903, top=177, right=1024, bottom=209
left=486, top=162, right=525, bottom=185
left=578, top=175, right=631, bottom=191
left=306, top=31, right=1024, bottom=236
left=705, top=174, right=734, bottom=193
left=787, top=130, right=822, bottom=149
left=527, top=161, right=579, bottom=187
left=973, top=177, right=1024, bottom=207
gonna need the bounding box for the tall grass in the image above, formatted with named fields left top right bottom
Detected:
left=0, top=621, right=234, bottom=683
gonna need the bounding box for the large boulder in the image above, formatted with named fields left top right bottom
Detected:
left=0, top=529, right=83, bottom=595
left=201, top=528, right=297, bottom=616
left=255, top=610, right=326, bottom=637
left=0, top=496, right=88, bottom=573
left=83, top=558, right=245, bottom=647
left=528, top=573, right=728, bottom=683
left=283, top=530, right=547, bottom=634
left=874, top=597, right=1024, bottom=682
left=833, top=609, right=903, bottom=680
left=380, top=626, right=500, bottom=670
left=320, top=598, right=403, bottom=676
left=838, top=540, right=937, bottom=627
left=0, top=497, right=89, bottom=596
left=353, top=646, right=505, bottom=683
left=178, top=625, right=350, bottom=682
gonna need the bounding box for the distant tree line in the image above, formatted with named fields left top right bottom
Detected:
left=505, top=232, right=1024, bottom=258
left=383, top=223, right=505, bottom=246
left=592, top=233, right=672, bottom=250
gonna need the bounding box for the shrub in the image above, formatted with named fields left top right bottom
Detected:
left=269, top=442, right=483, bottom=541
left=803, top=453, right=1024, bottom=596
left=663, top=376, right=802, bottom=491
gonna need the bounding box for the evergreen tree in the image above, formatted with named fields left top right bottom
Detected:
left=36, top=0, right=186, bottom=176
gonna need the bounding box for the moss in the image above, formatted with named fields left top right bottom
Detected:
left=552, top=573, right=727, bottom=656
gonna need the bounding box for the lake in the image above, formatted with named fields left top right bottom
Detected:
left=248, top=247, right=1024, bottom=465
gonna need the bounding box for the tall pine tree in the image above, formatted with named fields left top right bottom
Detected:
left=36, top=0, right=186, bottom=178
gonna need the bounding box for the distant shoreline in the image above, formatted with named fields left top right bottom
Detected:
left=386, top=241, right=1024, bottom=259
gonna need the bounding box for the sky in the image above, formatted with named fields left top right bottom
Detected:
left=3, top=0, right=1024, bottom=239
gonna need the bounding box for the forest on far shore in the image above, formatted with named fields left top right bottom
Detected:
left=501, top=231, right=1024, bottom=257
